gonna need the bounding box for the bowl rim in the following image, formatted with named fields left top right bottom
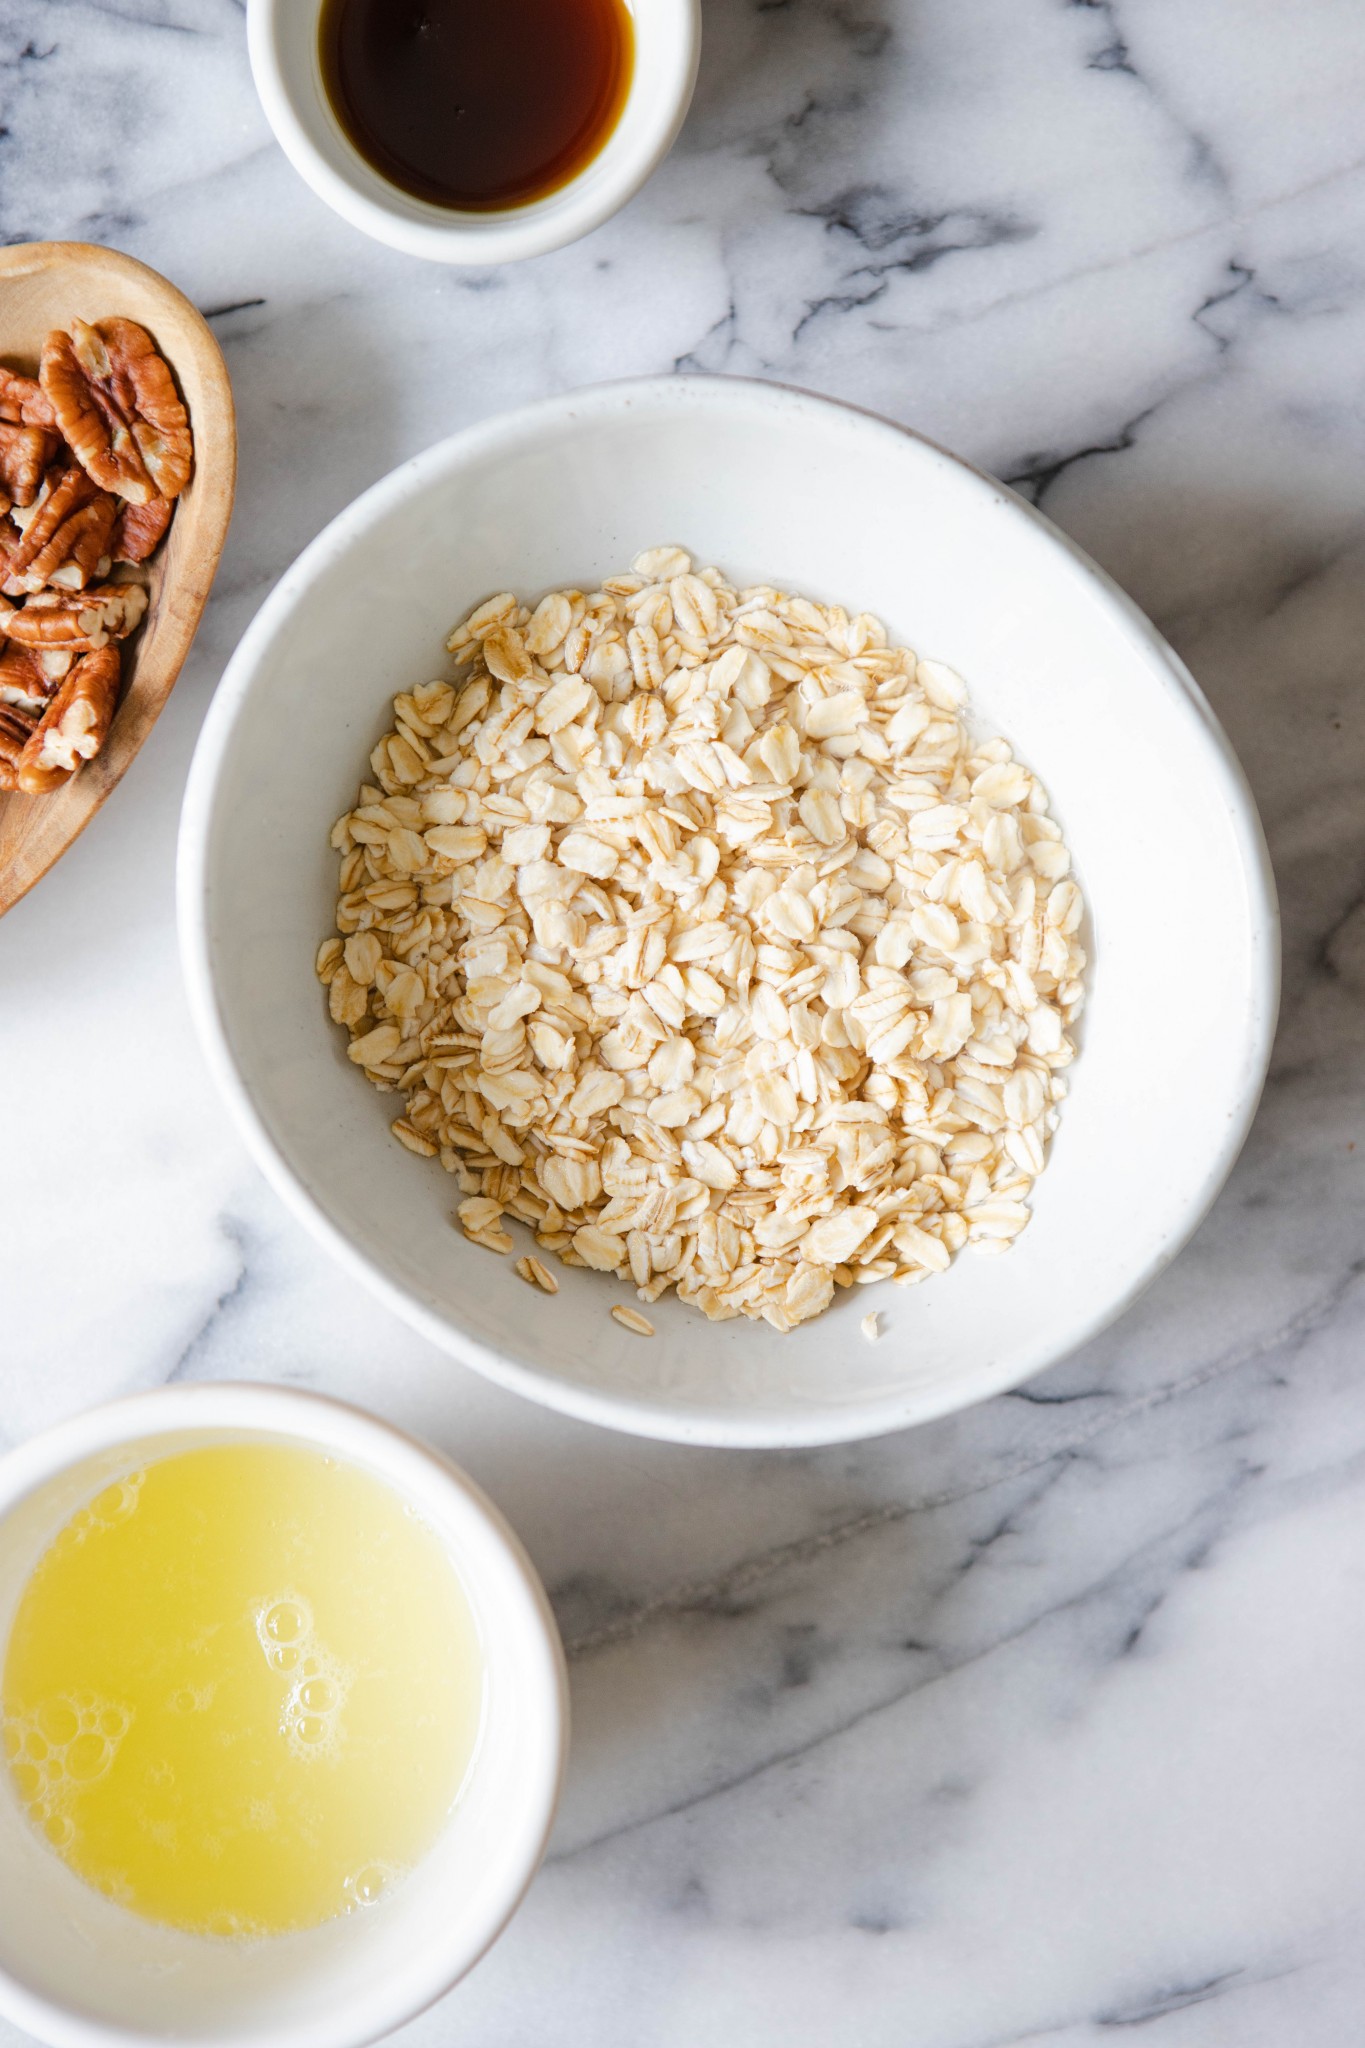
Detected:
left=177, top=373, right=1281, bottom=1450
left=0, top=1382, right=569, bottom=2048
left=246, top=0, right=702, bottom=265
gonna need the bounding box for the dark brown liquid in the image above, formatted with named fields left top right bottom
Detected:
left=319, top=0, right=635, bottom=213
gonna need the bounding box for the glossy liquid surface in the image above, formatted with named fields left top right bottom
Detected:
left=320, top=0, right=635, bottom=212
left=2, top=1444, right=484, bottom=1936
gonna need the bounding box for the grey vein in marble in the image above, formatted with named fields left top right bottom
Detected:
left=3, top=1, right=1365, bottom=2043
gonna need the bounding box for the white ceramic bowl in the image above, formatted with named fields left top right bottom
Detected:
left=0, top=1386, right=567, bottom=2048
left=247, top=0, right=700, bottom=264
left=179, top=376, right=1278, bottom=1449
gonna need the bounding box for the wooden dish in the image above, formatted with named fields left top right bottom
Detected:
left=0, top=242, right=236, bottom=918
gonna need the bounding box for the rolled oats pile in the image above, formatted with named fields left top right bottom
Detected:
left=317, top=547, right=1086, bottom=1334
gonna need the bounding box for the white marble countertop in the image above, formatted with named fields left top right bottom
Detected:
left=4, top=1, right=1365, bottom=2041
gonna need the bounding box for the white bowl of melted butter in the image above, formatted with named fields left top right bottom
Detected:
left=0, top=1385, right=567, bottom=2048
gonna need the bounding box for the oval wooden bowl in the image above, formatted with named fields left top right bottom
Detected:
left=0, top=242, right=236, bottom=918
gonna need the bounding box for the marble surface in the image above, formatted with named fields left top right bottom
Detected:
left=3, top=1, right=1365, bottom=2041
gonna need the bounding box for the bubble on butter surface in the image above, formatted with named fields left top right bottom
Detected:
left=169, top=1682, right=218, bottom=1715
left=343, top=1859, right=401, bottom=1910
left=255, top=1593, right=311, bottom=1671
left=254, top=1595, right=353, bottom=1761
left=3, top=1690, right=133, bottom=1852
left=45, top=1470, right=146, bottom=1564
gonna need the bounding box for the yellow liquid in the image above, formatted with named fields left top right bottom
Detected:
left=1, top=1443, right=484, bottom=1937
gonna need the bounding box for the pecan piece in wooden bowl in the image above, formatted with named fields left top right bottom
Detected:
left=0, top=648, right=123, bottom=795
left=1, top=583, right=149, bottom=652
left=0, top=465, right=118, bottom=597
left=0, top=242, right=234, bottom=917
left=10, top=647, right=123, bottom=795
left=41, top=315, right=194, bottom=506
left=0, top=422, right=60, bottom=513
left=112, top=493, right=174, bottom=565
left=0, top=645, right=59, bottom=716
left=0, top=366, right=55, bottom=430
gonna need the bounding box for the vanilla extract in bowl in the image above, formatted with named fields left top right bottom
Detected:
left=319, top=0, right=635, bottom=213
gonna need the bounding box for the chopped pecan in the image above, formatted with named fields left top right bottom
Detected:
left=35, top=646, right=73, bottom=685
left=2, top=580, right=148, bottom=651
left=0, top=699, right=36, bottom=789
left=8, top=467, right=59, bottom=532
left=14, top=645, right=122, bottom=792
left=41, top=318, right=193, bottom=506
left=0, top=644, right=56, bottom=713
left=2, top=464, right=119, bottom=596
left=43, top=498, right=118, bottom=592
left=0, top=422, right=60, bottom=510
left=0, top=365, right=56, bottom=429
left=4, top=511, right=36, bottom=581
left=9, top=463, right=96, bottom=542
left=112, top=492, right=173, bottom=564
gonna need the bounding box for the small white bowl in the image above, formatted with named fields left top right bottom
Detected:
left=247, top=0, right=701, bottom=264
left=0, top=1386, right=567, bottom=2048
left=178, top=376, right=1279, bottom=1449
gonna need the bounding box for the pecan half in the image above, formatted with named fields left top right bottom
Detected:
left=1, top=581, right=148, bottom=651
left=111, top=492, right=173, bottom=564
left=40, top=317, right=193, bottom=506
left=2, top=466, right=118, bottom=597
left=14, top=645, right=122, bottom=792
left=0, top=422, right=60, bottom=509
left=0, top=365, right=56, bottom=429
